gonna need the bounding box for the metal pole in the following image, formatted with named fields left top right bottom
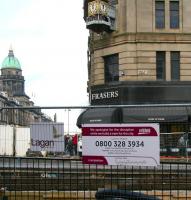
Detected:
left=3, top=102, right=191, bottom=110
left=13, top=126, right=16, bottom=157
left=68, top=109, right=70, bottom=135
left=186, top=139, right=188, bottom=162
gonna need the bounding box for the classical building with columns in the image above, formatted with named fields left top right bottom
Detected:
left=78, top=0, right=191, bottom=150
left=0, top=48, right=51, bottom=126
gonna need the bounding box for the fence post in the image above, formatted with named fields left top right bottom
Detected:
left=13, top=126, right=16, bottom=157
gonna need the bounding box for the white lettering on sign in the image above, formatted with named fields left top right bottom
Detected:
left=91, top=91, right=119, bottom=101
left=148, top=118, right=165, bottom=121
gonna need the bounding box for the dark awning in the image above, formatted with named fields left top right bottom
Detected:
left=122, top=106, right=189, bottom=123
left=76, top=108, right=122, bottom=128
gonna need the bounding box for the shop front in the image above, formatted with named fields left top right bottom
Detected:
left=77, top=83, right=191, bottom=156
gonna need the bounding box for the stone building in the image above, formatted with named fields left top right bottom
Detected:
left=0, top=48, right=51, bottom=126
left=78, top=0, right=191, bottom=151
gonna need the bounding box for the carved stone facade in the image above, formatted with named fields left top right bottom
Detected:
left=85, top=0, right=191, bottom=105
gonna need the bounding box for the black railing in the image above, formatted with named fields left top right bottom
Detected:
left=1, top=106, right=191, bottom=199
left=0, top=157, right=191, bottom=199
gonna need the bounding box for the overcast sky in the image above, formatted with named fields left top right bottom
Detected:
left=0, top=0, right=89, bottom=133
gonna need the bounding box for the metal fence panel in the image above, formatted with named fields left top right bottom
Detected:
left=0, top=107, right=191, bottom=199
left=0, top=157, right=191, bottom=199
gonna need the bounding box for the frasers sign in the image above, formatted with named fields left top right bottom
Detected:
left=30, top=122, right=64, bottom=152
left=91, top=90, right=119, bottom=103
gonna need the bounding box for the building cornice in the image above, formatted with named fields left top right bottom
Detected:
left=92, top=32, right=191, bottom=50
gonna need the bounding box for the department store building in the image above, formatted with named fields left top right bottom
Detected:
left=78, top=0, right=191, bottom=145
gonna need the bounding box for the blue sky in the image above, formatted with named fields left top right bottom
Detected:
left=0, top=0, right=89, bottom=133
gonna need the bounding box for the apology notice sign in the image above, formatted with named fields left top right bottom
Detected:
left=82, top=124, right=160, bottom=167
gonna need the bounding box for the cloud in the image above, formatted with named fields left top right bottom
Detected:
left=0, top=0, right=89, bottom=132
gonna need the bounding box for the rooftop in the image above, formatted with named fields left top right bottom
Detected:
left=1, top=48, right=21, bottom=70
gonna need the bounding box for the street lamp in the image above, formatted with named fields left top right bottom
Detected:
left=67, top=109, right=71, bottom=135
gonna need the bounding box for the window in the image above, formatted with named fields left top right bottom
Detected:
left=170, top=1, right=179, bottom=28
left=171, top=51, right=180, bottom=80
left=155, top=1, right=165, bottom=28
left=156, top=51, right=166, bottom=80
left=104, top=54, right=119, bottom=83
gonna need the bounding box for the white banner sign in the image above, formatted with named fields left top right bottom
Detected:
left=82, top=124, right=160, bottom=167
left=30, top=122, right=64, bottom=152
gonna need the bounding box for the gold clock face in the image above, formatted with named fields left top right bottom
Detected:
left=88, top=1, right=98, bottom=16
left=88, top=0, right=108, bottom=16
left=100, top=2, right=107, bottom=14
left=89, top=4, right=96, bottom=13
